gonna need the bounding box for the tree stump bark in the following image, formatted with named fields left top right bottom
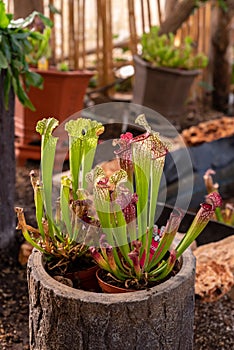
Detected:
left=27, top=248, right=196, bottom=350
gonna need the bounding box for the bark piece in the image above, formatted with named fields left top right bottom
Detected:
left=181, top=116, right=234, bottom=146
left=18, top=242, right=33, bottom=266
left=194, top=235, right=234, bottom=302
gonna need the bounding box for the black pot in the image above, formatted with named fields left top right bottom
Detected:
left=156, top=202, right=234, bottom=246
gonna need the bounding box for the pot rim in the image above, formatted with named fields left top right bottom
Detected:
left=133, top=54, right=201, bottom=76
left=28, top=247, right=195, bottom=304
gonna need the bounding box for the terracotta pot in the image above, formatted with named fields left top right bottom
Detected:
left=15, top=68, right=93, bottom=165
left=65, top=264, right=99, bottom=292
left=96, top=268, right=135, bottom=293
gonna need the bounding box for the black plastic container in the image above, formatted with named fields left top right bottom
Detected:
left=162, top=135, right=234, bottom=210
left=156, top=202, right=234, bottom=246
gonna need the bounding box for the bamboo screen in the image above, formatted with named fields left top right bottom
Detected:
left=6, top=0, right=212, bottom=95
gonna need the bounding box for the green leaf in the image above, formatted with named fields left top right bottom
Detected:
left=48, top=4, right=62, bottom=15
left=13, top=32, right=30, bottom=40
left=60, top=176, right=73, bottom=239
left=24, top=70, right=43, bottom=89
left=36, top=118, right=59, bottom=237
left=16, top=79, right=35, bottom=111
left=33, top=183, right=45, bottom=239
left=11, top=58, right=23, bottom=71
left=1, top=35, right=11, bottom=62
left=37, top=12, right=53, bottom=28
left=0, top=50, right=8, bottom=68
left=28, top=31, right=44, bottom=40
left=0, top=2, right=10, bottom=29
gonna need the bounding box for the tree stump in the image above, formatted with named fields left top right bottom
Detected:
left=0, top=70, right=16, bottom=249
left=27, top=248, right=196, bottom=350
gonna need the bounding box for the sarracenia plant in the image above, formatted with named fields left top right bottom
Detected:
left=16, top=114, right=222, bottom=285
left=89, top=115, right=222, bottom=289
left=203, top=169, right=234, bottom=226
left=15, top=117, right=104, bottom=271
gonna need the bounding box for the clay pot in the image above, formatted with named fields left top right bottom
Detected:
left=15, top=68, right=93, bottom=165
left=65, top=264, right=99, bottom=292
left=96, top=268, right=135, bottom=293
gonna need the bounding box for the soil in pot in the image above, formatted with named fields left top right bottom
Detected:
left=45, top=255, right=100, bottom=292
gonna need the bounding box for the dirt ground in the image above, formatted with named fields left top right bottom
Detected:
left=1, top=121, right=234, bottom=349
left=1, top=243, right=234, bottom=350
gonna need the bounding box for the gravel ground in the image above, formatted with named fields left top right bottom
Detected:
left=0, top=162, right=233, bottom=349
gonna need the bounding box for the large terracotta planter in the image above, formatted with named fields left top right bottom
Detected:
left=27, top=247, right=195, bottom=350
left=132, top=55, right=200, bottom=121
left=15, top=68, right=93, bottom=164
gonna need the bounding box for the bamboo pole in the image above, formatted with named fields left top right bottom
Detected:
left=202, top=5, right=207, bottom=53
left=146, top=0, right=151, bottom=28
left=140, top=0, right=145, bottom=33
left=74, top=0, right=79, bottom=70
left=203, top=2, right=212, bottom=88
left=192, top=8, right=199, bottom=47
left=96, top=0, right=102, bottom=85
left=96, top=0, right=114, bottom=89
left=81, top=0, right=86, bottom=68
left=49, top=0, right=56, bottom=65
left=198, top=7, right=202, bottom=53
left=68, top=0, right=75, bottom=69
left=157, top=0, right=162, bottom=26
left=60, top=0, right=64, bottom=62
left=105, top=0, right=114, bottom=90
left=205, top=3, right=211, bottom=55
left=127, top=0, right=138, bottom=55
left=74, top=0, right=80, bottom=70
left=76, top=0, right=85, bottom=70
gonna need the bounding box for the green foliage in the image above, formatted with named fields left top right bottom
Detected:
left=26, top=26, right=52, bottom=66
left=0, top=1, right=53, bottom=110
left=57, top=61, right=69, bottom=71
left=141, top=25, right=208, bottom=70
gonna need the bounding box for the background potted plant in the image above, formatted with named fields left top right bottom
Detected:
left=132, top=26, right=208, bottom=122
left=14, top=15, right=94, bottom=165
left=18, top=113, right=222, bottom=349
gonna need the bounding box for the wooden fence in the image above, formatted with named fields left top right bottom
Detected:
left=7, top=0, right=213, bottom=96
